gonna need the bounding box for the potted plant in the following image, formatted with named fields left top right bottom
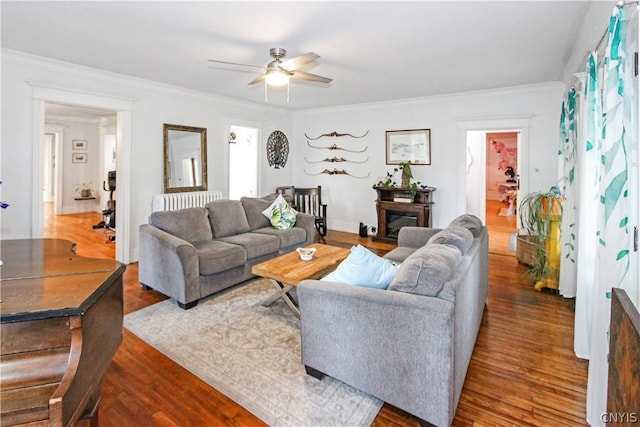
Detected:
left=75, top=182, right=94, bottom=198
left=517, top=185, right=563, bottom=290
left=372, top=161, right=422, bottom=198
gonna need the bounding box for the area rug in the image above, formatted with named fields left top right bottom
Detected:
left=124, top=279, right=382, bottom=426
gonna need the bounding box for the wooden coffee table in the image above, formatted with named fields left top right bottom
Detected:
left=251, top=243, right=350, bottom=316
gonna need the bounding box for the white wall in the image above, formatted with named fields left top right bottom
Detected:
left=292, top=83, right=564, bottom=233
left=0, top=49, right=564, bottom=258
left=1, top=50, right=291, bottom=261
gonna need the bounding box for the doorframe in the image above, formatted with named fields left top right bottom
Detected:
left=224, top=116, right=262, bottom=198
left=30, top=82, right=134, bottom=263
left=456, top=115, right=532, bottom=221
left=44, top=124, right=66, bottom=214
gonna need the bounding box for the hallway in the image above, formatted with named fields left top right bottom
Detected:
left=485, top=199, right=517, bottom=257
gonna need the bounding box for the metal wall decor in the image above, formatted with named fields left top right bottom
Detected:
left=304, top=130, right=369, bottom=140
left=267, top=130, right=289, bottom=169
left=306, top=141, right=368, bottom=153
left=304, top=156, right=369, bottom=163
left=303, top=130, right=370, bottom=177
left=303, top=168, right=371, bottom=178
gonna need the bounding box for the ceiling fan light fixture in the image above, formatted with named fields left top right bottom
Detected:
left=266, top=69, right=289, bottom=86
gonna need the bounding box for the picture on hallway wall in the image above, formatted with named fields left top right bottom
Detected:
left=72, top=139, right=87, bottom=150
left=72, top=153, right=87, bottom=163
left=386, top=129, right=431, bottom=165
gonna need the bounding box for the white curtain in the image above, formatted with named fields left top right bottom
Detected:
left=585, top=6, right=635, bottom=424
left=558, top=88, right=578, bottom=298
left=573, top=53, right=601, bottom=361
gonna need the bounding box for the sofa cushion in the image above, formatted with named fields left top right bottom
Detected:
left=217, top=232, right=280, bottom=259
left=322, top=244, right=399, bottom=289
left=149, top=207, right=212, bottom=244
left=388, top=244, right=462, bottom=296
left=427, top=225, right=474, bottom=254
left=241, top=197, right=272, bottom=230
left=192, top=240, right=246, bottom=275
left=206, top=200, right=251, bottom=238
left=449, top=214, right=483, bottom=237
left=383, top=246, right=418, bottom=264
left=253, top=227, right=307, bottom=249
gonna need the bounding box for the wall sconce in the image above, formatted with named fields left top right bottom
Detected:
left=228, top=132, right=237, bottom=144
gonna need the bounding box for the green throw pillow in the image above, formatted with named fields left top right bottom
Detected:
left=270, top=204, right=296, bottom=230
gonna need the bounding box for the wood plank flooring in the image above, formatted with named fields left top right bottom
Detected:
left=42, top=203, right=588, bottom=426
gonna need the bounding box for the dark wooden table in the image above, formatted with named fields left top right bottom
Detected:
left=0, top=238, right=126, bottom=426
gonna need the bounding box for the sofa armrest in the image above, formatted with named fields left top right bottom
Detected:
left=397, top=226, right=443, bottom=248
left=138, top=224, right=200, bottom=305
left=294, top=212, right=316, bottom=245
left=298, top=280, right=455, bottom=426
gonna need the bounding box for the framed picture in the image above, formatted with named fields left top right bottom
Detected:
left=72, top=139, right=87, bottom=150
left=72, top=153, right=87, bottom=163
left=386, top=129, right=431, bottom=165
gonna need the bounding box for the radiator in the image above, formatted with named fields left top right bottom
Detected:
left=152, top=191, right=224, bottom=212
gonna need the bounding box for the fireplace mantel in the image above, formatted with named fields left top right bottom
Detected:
left=373, top=187, right=436, bottom=242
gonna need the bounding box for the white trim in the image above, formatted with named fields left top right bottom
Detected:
left=44, top=124, right=66, bottom=215
left=294, top=83, right=563, bottom=116
left=32, top=100, right=45, bottom=237
left=5, top=50, right=274, bottom=111
left=31, top=83, right=133, bottom=264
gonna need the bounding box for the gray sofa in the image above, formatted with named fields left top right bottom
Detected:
left=297, top=214, right=488, bottom=427
left=139, top=197, right=316, bottom=309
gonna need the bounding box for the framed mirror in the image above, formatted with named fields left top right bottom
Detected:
left=164, top=123, right=208, bottom=193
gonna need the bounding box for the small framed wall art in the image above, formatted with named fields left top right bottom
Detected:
left=72, top=139, right=87, bottom=150
left=72, top=153, right=87, bottom=163
left=385, top=128, right=431, bottom=165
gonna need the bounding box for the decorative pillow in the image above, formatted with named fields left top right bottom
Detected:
left=388, top=244, right=462, bottom=296
left=261, top=194, right=297, bottom=229
left=427, top=225, right=474, bottom=254
left=269, top=203, right=297, bottom=230
left=449, top=214, right=483, bottom=237
left=322, top=244, right=399, bottom=289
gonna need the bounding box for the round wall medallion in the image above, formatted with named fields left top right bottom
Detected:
left=266, top=130, right=289, bottom=169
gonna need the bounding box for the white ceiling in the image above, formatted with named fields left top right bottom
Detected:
left=2, top=1, right=609, bottom=110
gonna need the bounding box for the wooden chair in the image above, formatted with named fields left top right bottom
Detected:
left=292, top=186, right=327, bottom=237
left=275, top=186, right=295, bottom=204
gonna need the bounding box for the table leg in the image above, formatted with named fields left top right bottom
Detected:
left=262, top=279, right=301, bottom=317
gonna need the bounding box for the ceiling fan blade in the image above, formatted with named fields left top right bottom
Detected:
left=290, top=70, right=332, bottom=84
left=207, top=59, right=265, bottom=70
left=280, top=52, right=320, bottom=71
left=248, top=74, right=266, bottom=85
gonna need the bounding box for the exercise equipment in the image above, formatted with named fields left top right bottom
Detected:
left=93, top=171, right=116, bottom=241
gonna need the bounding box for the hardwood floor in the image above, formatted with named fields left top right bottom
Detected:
left=42, top=205, right=587, bottom=426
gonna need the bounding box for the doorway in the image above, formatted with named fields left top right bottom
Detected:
left=228, top=124, right=259, bottom=200
left=32, top=82, right=133, bottom=263
left=466, top=129, right=521, bottom=256
left=43, top=103, right=118, bottom=254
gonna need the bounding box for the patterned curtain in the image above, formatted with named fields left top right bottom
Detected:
left=558, top=88, right=577, bottom=297
left=586, top=6, right=633, bottom=423
left=573, top=53, right=601, bottom=360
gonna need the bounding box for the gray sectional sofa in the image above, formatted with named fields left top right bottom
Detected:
left=297, top=214, right=488, bottom=427
left=139, top=197, right=316, bottom=309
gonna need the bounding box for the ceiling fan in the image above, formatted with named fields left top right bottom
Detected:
left=208, top=47, right=332, bottom=87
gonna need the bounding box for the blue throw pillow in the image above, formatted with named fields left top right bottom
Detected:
left=322, top=244, right=398, bottom=289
